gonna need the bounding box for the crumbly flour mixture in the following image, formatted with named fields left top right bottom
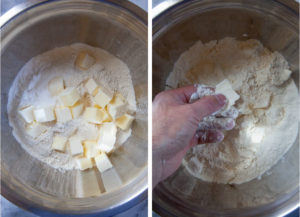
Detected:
left=8, top=43, right=136, bottom=170
left=166, top=38, right=299, bottom=184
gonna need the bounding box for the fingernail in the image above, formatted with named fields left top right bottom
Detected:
left=225, top=119, right=235, bottom=130
left=215, top=94, right=227, bottom=106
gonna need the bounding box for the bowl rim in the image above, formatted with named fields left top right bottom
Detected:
left=0, top=0, right=147, bottom=28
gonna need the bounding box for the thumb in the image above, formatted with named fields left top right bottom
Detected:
left=188, top=94, right=227, bottom=122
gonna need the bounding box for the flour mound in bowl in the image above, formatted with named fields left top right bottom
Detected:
left=166, top=38, right=299, bottom=184
left=7, top=43, right=136, bottom=170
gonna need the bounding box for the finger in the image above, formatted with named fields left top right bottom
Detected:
left=171, top=85, right=198, bottom=103
left=189, top=85, right=215, bottom=103
left=198, top=117, right=235, bottom=130
left=197, top=130, right=224, bottom=144
left=155, top=85, right=197, bottom=105
left=215, top=107, right=239, bottom=119
left=188, top=94, right=227, bottom=122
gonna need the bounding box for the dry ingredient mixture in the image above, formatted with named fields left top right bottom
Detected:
left=8, top=43, right=136, bottom=172
left=166, top=38, right=299, bottom=184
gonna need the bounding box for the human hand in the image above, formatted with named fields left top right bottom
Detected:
left=152, top=85, right=228, bottom=188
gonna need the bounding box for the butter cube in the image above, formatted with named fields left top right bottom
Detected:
left=69, top=135, right=84, bottom=156
left=215, top=79, right=240, bottom=107
left=95, top=153, right=113, bottom=173
left=59, top=87, right=80, bottom=106
left=52, top=135, right=67, bottom=152
left=33, top=106, right=55, bottom=123
left=75, top=51, right=95, bottom=70
left=115, top=114, right=134, bottom=130
left=85, top=78, right=98, bottom=96
left=71, top=103, right=84, bottom=118
left=48, top=76, right=64, bottom=96
left=98, top=122, right=117, bottom=153
left=107, top=93, right=127, bottom=119
left=76, top=158, right=93, bottom=170
left=19, top=105, right=34, bottom=123
left=93, top=87, right=113, bottom=108
left=26, top=122, right=47, bottom=138
left=83, top=140, right=99, bottom=159
left=83, top=107, right=108, bottom=124
left=55, top=107, right=72, bottom=123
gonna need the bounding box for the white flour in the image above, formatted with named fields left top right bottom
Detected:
left=167, top=38, right=299, bottom=184
left=7, top=43, right=136, bottom=170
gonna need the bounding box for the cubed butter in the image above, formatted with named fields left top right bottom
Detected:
left=85, top=78, right=98, bottom=96
left=215, top=79, right=240, bottom=107
left=26, top=122, right=47, bottom=138
left=75, top=51, right=95, bottom=70
left=93, top=87, right=113, bottom=108
left=95, top=152, right=113, bottom=173
left=48, top=76, right=64, bottom=96
left=76, top=158, right=93, bottom=170
left=83, top=107, right=108, bottom=124
left=115, top=114, right=134, bottom=130
left=98, top=122, right=117, bottom=153
left=59, top=87, right=80, bottom=106
left=71, top=103, right=84, bottom=118
left=83, top=140, right=99, bottom=159
left=69, top=135, right=84, bottom=156
left=55, top=106, right=72, bottom=123
left=52, top=135, right=67, bottom=152
left=107, top=93, right=127, bottom=119
left=33, top=106, right=55, bottom=123
left=19, top=105, right=34, bottom=123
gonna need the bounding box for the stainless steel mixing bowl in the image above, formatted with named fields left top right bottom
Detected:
left=152, top=0, right=299, bottom=216
left=1, top=0, right=147, bottom=216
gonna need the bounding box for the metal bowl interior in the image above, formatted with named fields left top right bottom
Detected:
left=1, top=0, right=147, bottom=216
left=153, top=0, right=299, bottom=216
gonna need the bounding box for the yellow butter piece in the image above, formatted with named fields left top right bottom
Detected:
left=19, top=105, right=35, bottom=123
left=215, top=79, right=240, bottom=107
left=98, top=122, right=117, bottom=153
left=115, top=114, right=134, bottom=130
left=52, top=135, right=68, bottom=152
left=83, top=140, right=99, bottom=159
left=76, top=158, right=93, bottom=170
left=71, top=103, right=84, bottom=118
left=69, top=135, right=84, bottom=156
left=107, top=93, right=127, bottom=119
left=84, top=78, right=98, bottom=96
left=95, top=153, right=113, bottom=173
left=83, top=107, right=108, bottom=124
left=55, top=106, right=72, bottom=123
left=26, top=122, right=47, bottom=138
left=59, top=87, right=80, bottom=106
left=93, top=87, right=113, bottom=108
left=48, top=76, right=64, bottom=96
left=33, top=106, right=55, bottom=123
left=75, top=51, right=95, bottom=70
